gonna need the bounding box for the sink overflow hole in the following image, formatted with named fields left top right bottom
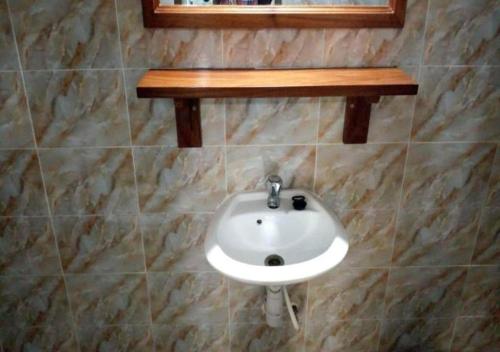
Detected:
left=264, top=254, right=285, bottom=266
left=256, top=219, right=262, bottom=225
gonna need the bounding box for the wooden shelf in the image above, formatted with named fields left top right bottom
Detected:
left=136, top=68, right=418, bottom=147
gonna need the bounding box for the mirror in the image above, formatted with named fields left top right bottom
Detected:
left=142, top=0, right=407, bottom=28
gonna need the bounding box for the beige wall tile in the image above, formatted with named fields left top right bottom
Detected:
left=223, top=29, right=324, bottom=68
left=0, top=217, right=60, bottom=275
left=9, top=0, right=120, bottom=69
left=226, top=97, right=319, bottom=145
left=424, top=0, right=499, bottom=65
left=148, top=272, right=227, bottom=325
left=392, top=205, right=481, bottom=266
left=0, top=72, right=33, bottom=148
left=402, top=143, right=496, bottom=210
left=315, top=144, right=406, bottom=211
left=134, top=147, right=226, bottom=213
left=226, top=145, right=315, bottom=193
left=25, top=70, right=130, bottom=147
left=384, top=267, right=466, bottom=319
left=413, top=67, right=500, bottom=142
left=380, top=318, right=454, bottom=352
left=65, top=273, right=149, bottom=326
left=54, top=215, right=145, bottom=274
left=141, top=213, right=213, bottom=272
left=39, top=148, right=137, bottom=215
left=0, top=150, right=48, bottom=216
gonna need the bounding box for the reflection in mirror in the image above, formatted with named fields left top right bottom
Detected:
left=159, top=0, right=388, bottom=6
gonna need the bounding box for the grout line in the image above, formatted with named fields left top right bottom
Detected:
left=112, top=2, right=155, bottom=350
left=7, top=64, right=499, bottom=74
left=3, top=264, right=498, bottom=279
left=1, top=141, right=498, bottom=152
left=227, top=279, right=232, bottom=352
left=303, top=281, right=310, bottom=350
left=378, top=1, right=433, bottom=347
left=468, top=145, right=498, bottom=265
left=312, top=98, right=321, bottom=192
left=0, top=270, right=220, bottom=279
left=449, top=266, right=471, bottom=351
left=223, top=100, right=230, bottom=200
left=221, top=27, right=230, bottom=212
left=4, top=2, right=82, bottom=351
left=21, top=67, right=125, bottom=73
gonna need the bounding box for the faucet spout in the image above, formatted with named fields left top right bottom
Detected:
left=266, top=175, right=283, bottom=209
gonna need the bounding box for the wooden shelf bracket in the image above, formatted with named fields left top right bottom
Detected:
left=137, top=68, right=418, bottom=148
left=174, top=98, right=202, bottom=148
left=343, top=96, right=380, bottom=144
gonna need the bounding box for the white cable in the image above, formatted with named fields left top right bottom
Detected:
left=283, top=286, right=299, bottom=330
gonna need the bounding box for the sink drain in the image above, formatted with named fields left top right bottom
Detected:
left=264, top=254, right=285, bottom=266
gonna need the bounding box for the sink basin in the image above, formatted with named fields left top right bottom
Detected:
left=205, top=189, right=349, bottom=285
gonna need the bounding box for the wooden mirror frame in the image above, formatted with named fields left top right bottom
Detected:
left=141, top=0, right=407, bottom=28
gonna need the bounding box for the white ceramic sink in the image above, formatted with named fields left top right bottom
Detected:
left=205, top=189, right=349, bottom=285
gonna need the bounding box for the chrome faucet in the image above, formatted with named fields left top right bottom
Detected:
left=266, top=175, right=283, bottom=209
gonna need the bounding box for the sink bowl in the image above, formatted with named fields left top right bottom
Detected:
left=205, top=189, right=349, bottom=285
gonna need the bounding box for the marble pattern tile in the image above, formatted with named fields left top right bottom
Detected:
left=315, top=144, right=406, bottom=211
left=461, top=266, right=499, bottom=317
left=318, top=67, right=417, bottom=143
left=319, top=93, right=416, bottom=144
left=24, top=70, right=129, bottom=147
left=0, top=71, right=33, bottom=148
left=53, top=215, right=145, bottom=274
left=486, top=146, right=500, bottom=207
left=324, top=0, right=427, bottom=66
left=141, top=213, right=212, bottom=272
left=230, top=281, right=306, bottom=324
left=451, top=317, right=500, bottom=352
left=0, top=0, right=18, bottom=70
left=125, top=69, right=225, bottom=146
left=230, top=322, right=305, bottom=352
left=309, top=268, right=388, bottom=321
left=223, top=29, right=324, bottom=68
left=0, top=150, right=48, bottom=216
left=153, top=323, right=228, bottom=352
left=379, top=318, right=454, bottom=352
left=77, top=324, right=153, bottom=352
left=134, top=147, right=226, bottom=213
left=125, top=70, right=176, bottom=146
left=149, top=272, right=227, bottom=325
left=39, top=148, right=137, bottom=216
left=392, top=205, right=481, bottom=266
left=338, top=209, right=396, bottom=267
left=412, top=67, right=500, bottom=142
left=0, top=275, right=71, bottom=328
left=65, top=273, right=149, bottom=326
left=402, top=143, right=496, bottom=210
left=0, top=324, right=78, bottom=352
left=0, top=217, right=60, bottom=275
left=9, top=0, right=120, bottom=69
left=226, top=145, right=315, bottom=193
left=384, top=267, right=466, bottom=319
left=424, top=0, right=500, bottom=65
left=117, top=0, right=221, bottom=68
left=472, top=207, right=500, bottom=265
left=226, top=98, right=318, bottom=145
left=306, top=319, right=380, bottom=352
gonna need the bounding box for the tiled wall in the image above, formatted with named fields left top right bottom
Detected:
left=0, top=0, right=498, bottom=351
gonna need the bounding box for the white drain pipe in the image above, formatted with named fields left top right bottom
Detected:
left=265, top=285, right=300, bottom=330
left=265, top=286, right=283, bottom=327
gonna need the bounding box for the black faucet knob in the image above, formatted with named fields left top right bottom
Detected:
left=292, top=195, right=307, bottom=210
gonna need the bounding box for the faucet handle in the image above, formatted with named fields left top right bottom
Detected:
left=266, top=175, right=282, bottom=191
